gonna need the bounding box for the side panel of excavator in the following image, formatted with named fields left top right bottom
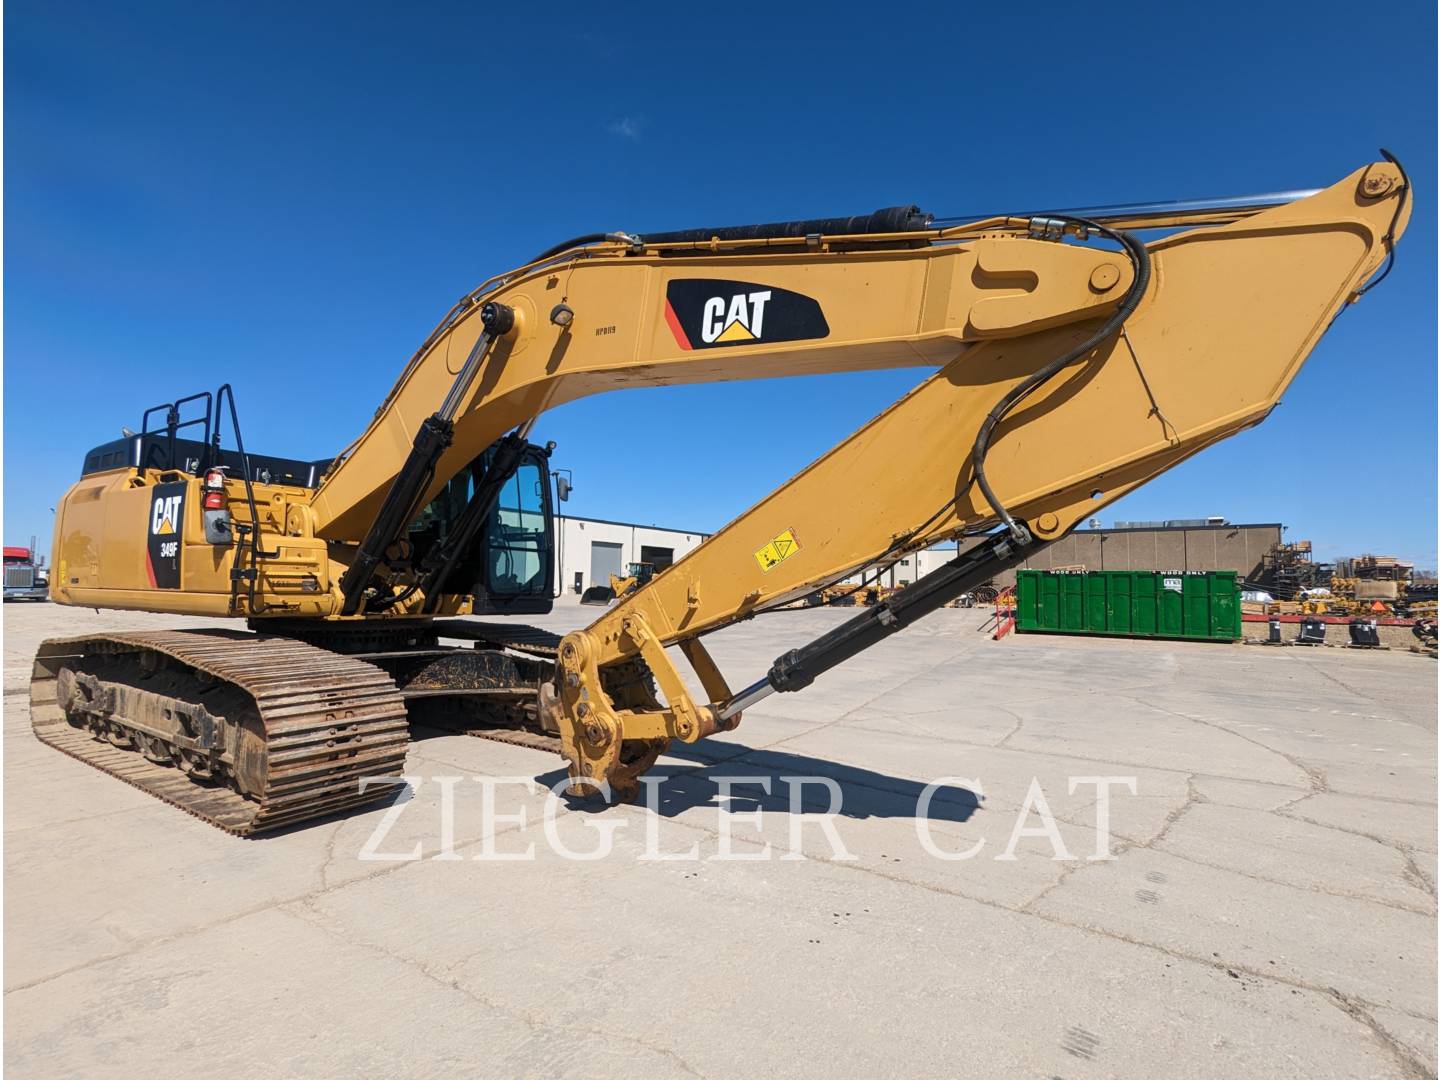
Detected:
left=50, top=437, right=557, bottom=619
left=53, top=467, right=337, bottom=618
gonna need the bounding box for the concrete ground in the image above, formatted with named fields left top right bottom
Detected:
left=4, top=598, right=1436, bottom=1079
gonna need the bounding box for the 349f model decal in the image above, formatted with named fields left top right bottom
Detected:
left=664, top=279, right=829, bottom=350
left=146, top=482, right=186, bottom=589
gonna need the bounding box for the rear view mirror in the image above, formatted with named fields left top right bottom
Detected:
left=555, top=475, right=572, bottom=502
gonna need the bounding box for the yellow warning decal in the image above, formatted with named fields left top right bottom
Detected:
left=754, top=528, right=800, bottom=573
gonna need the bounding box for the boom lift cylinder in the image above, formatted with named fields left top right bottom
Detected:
left=338, top=301, right=513, bottom=615
left=721, top=527, right=1038, bottom=718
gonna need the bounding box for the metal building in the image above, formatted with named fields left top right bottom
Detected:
left=990, top=521, right=1282, bottom=587
left=555, top=515, right=709, bottom=599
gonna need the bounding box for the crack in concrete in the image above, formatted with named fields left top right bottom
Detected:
left=1295, top=658, right=1388, bottom=704
left=763, top=700, right=1373, bottom=799
left=1132, top=696, right=1330, bottom=793
left=1097, top=777, right=1437, bottom=915
left=1401, top=855, right=1438, bottom=899
left=1325, top=988, right=1437, bottom=1080
left=638, top=716, right=1432, bottom=921
left=1020, top=842, right=1136, bottom=911
left=284, top=898, right=709, bottom=1078
left=1044, top=781, right=1436, bottom=914
left=1148, top=774, right=1208, bottom=847
left=1022, top=777, right=1206, bottom=909
left=737, top=710, right=1315, bottom=797
left=8, top=738, right=1435, bottom=1080
left=1275, top=809, right=1438, bottom=903
left=1271, top=789, right=1317, bottom=813
left=317, top=819, right=346, bottom=892
left=993, top=705, right=1026, bottom=748
left=2, top=813, right=541, bottom=997
left=844, top=675, right=1181, bottom=721
left=1145, top=844, right=1437, bottom=916
left=629, top=791, right=1439, bottom=1028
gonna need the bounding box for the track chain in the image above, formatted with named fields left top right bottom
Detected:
left=31, top=629, right=409, bottom=837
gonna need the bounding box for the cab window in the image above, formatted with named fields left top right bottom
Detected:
left=487, top=459, right=548, bottom=596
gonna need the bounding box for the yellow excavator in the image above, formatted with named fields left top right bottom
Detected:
left=33, top=154, right=1409, bottom=834
left=609, top=562, right=656, bottom=600
left=579, top=562, right=656, bottom=606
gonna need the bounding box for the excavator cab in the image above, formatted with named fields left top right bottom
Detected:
left=405, top=441, right=556, bottom=615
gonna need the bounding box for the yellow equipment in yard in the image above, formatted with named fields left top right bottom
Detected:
left=609, top=564, right=656, bottom=600
left=579, top=562, right=657, bottom=606
left=34, top=155, right=1410, bottom=831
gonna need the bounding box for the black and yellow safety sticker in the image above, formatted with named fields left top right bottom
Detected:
left=754, top=528, right=800, bottom=573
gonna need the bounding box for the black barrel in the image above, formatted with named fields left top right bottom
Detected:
left=1348, top=618, right=1381, bottom=647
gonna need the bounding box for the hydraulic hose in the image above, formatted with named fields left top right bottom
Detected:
left=1354, top=148, right=1409, bottom=297
left=972, top=219, right=1152, bottom=542
left=760, top=218, right=1152, bottom=619
left=529, top=231, right=638, bottom=265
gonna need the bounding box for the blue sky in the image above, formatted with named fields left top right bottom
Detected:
left=6, top=1, right=1436, bottom=569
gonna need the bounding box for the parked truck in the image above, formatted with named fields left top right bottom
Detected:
left=4, top=543, right=48, bottom=602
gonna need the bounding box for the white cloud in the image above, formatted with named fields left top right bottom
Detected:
left=605, top=116, right=643, bottom=141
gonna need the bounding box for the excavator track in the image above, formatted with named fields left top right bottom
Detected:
left=30, top=630, right=410, bottom=837
left=258, top=617, right=567, bottom=753
left=425, top=620, right=564, bottom=752
left=433, top=620, right=562, bottom=659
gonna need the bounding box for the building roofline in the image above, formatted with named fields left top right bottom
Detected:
left=558, top=514, right=712, bottom=537
left=1086, top=522, right=1283, bottom=535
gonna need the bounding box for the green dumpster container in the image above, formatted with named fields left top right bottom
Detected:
left=1014, top=570, right=1241, bottom=642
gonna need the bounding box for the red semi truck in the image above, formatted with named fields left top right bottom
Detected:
left=3, top=543, right=48, bottom=602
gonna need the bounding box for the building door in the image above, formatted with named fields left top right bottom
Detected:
left=590, top=541, right=623, bottom=586
left=640, top=545, right=674, bottom=570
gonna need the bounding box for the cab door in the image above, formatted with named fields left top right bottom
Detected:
left=477, top=449, right=554, bottom=615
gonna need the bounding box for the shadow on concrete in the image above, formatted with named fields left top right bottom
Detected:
left=537, top=740, right=983, bottom=825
